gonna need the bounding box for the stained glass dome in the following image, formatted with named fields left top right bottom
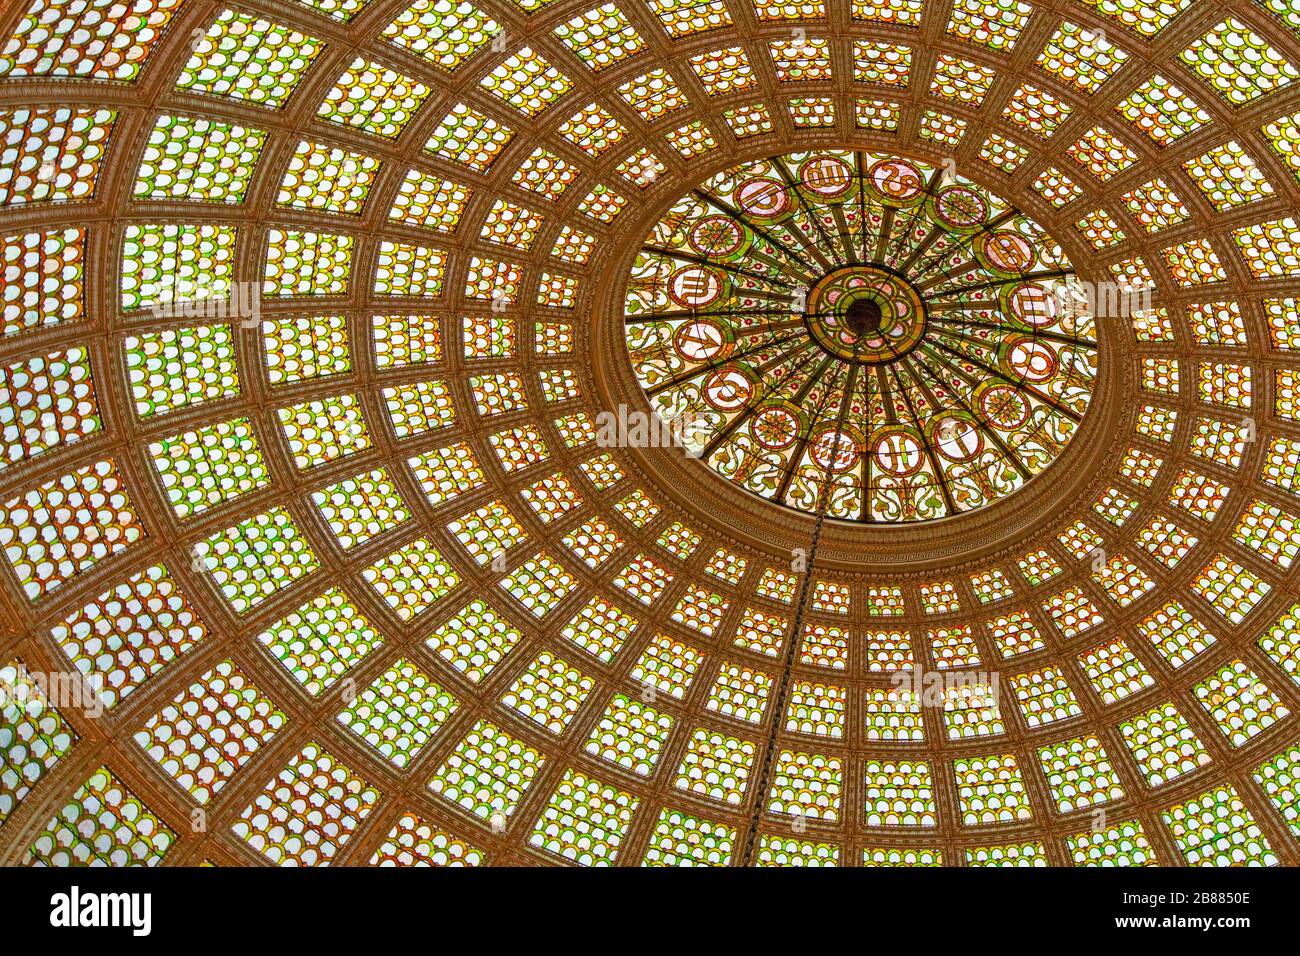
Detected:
left=0, top=0, right=1298, bottom=874
left=624, top=150, right=1097, bottom=521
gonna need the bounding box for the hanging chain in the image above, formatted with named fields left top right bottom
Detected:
left=740, top=361, right=857, bottom=867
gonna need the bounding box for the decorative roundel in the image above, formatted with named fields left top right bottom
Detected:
left=689, top=216, right=747, bottom=257
left=810, top=424, right=863, bottom=472
left=673, top=318, right=729, bottom=361
left=703, top=368, right=752, bottom=411
left=931, top=415, right=984, bottom=462
left=932, top=185, right=989, bottom=231
left=870, top=158, right=927, bottom=204
left=1005, top=283, right=1063, bottom=328
left=800, top=155, right=855, bottom=197
left=752, top=404, right=802, bottom=451
left=624, top=150, right=1099, bottom=523
left=977, top=383, right=1033, bottom=430
left=978, top=231, right=1039, bottom=275
left=669, top=266, right=726, bottom=309
left=871, top=427, right=926, bottom=477
left=736, top=176, right=790, bottom=219
left=1006, top=337, right=1060, bottom=383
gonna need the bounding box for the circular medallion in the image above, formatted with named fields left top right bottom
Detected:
left=623, top=150, right=1098, bottom=522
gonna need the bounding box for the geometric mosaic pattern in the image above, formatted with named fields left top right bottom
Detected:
left=0, top=0, right=1297, bottom=867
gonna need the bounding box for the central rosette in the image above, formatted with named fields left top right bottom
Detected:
left=804, top=263, right=928, bottom=364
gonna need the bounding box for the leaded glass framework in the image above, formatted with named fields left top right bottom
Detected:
left=0, top=0, right=1297, bottom=873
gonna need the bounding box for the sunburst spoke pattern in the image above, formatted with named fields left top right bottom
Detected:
left=624, top=151, right=1099, bottom=522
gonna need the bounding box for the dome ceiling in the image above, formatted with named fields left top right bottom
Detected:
left=623, top=149, right=1097, bottom=522
left=0, top=0, right=1297, bottom=870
